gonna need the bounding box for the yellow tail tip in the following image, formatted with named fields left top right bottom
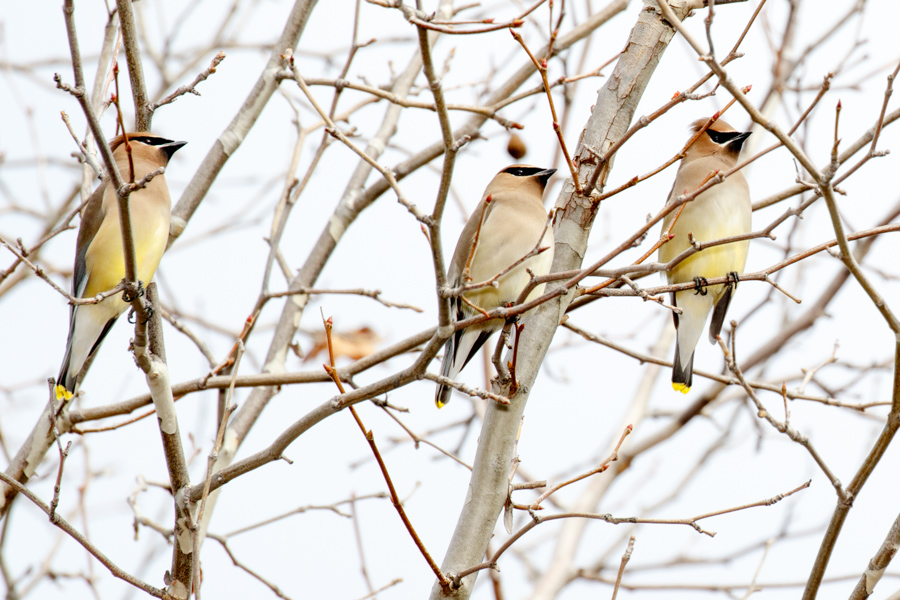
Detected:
left=55, top=385, right=73, bottom=401
left=435, top=400, right=447, bottom=409
left=672, top=382, right=691, bottom=394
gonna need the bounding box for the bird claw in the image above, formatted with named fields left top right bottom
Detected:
left=726, top=271, right=740, bottom=289
left=122, top=280, right=146, bottom=303
left=126, top=303, right=153, bottom=325
left=692, top=276, right=709, bottom=295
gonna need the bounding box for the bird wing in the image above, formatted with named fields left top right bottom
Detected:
left=72, top=183, right=109, bottom=301
left=447, top=195, right=498, bottom=287
left=659, top=162, right=749, bottom=276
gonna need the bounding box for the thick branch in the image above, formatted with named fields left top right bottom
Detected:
left=169, top=0, right=320, bottom=245
left=430, top=2, right=695, bottom=598
left=115, top=0, right=151, bottom=129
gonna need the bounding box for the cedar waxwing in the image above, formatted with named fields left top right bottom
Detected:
left=659, top=118, right=751, bottom=393
left=435, top=164, right=556, bottom=408
left=55, top=133, right=186, bottom=401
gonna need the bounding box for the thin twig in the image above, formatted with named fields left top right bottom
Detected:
left=453, top=480, right=810, bottom=582
left=511, top=29, right=580, bottom=193
left=321, top=316, right=451, bottom=591
left=529, top=425, right=632, bottom=507
left=0, top=471, right=173, bottom=599
left=718, top=324, right=845, bottom=499
left=147, top=51, right=227, bottom=113
left=611, top=536, right=635, bottom=600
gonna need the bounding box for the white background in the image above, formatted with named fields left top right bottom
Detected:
left=2, top=0, right=900, bottom=598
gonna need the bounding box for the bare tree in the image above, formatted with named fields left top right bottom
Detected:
left=2, top=0, right=900, bottom=599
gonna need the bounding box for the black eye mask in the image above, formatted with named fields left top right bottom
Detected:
left=706, top=129, right=744, bottom=145
left=126, top=136, right=187, bottom=159
left=128, top=136, right=174, bottom=146
left=502, top=166, right=545, bottom=177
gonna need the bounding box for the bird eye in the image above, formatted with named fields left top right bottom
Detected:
left=502, top=166, right=543, bottom=177
left=127, top=136, right=175, bottom=146
left=706, top=130, right=742, bottom=145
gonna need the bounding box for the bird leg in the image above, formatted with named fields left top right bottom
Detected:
left=692, top=276, right=709, bottom=295
left=726, top=271, right=740, bottom=290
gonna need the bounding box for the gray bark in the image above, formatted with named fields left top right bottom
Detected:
left=429, top=2, right=700, bottom=597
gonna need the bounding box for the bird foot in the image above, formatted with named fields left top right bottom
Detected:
left=122, top=280, right=146, bottom=303
left=692, top=276, right=709, bottom=296
left=128, top=305, right=154, bottom=325
left=726, top=271, right=740, bottom=290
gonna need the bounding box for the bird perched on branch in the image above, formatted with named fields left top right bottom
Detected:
left=435, top=164, right=556, bottom=408
left=659, top=118, right=751, bottom=393
left=55, top=133, right=186, bottom=401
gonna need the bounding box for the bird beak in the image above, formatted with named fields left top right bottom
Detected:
left=535, top=168, right=557, bottom=186
left=159, top=140, right=188, bottom=160
left=727, top=131, right=751, bottom=151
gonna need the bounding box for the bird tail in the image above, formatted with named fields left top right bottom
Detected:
left=671, top=341, right=694, bottom=393
left=670, top=291, right=713, bottom=394
left=56, top=310, right=117, bottom=402
left=55, top=366, right=75, bottom=401
left=56, top=316, right=79, bottom=401
left=434, top=325, right=495, bottom=408
left=435, top=336, right=457, bottom=408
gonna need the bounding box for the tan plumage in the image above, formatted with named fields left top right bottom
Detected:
left=659, top=118, right=751, bottom=393
left=55, top=133, right=186, bottom=400
left=435, top=164, right=556, bottom=408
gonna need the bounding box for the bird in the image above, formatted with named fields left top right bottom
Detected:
left=659, top=118, right=751, bottom=393
left=435, top=164, right=556, bottom=408
left=55, top=132, right=186, bottom=401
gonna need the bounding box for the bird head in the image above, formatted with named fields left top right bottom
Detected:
left=488, top=164, right=557, bottom=200
left=109, top=132, right=188, bottom=164
left=685, top=118, right=751, bottom=162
